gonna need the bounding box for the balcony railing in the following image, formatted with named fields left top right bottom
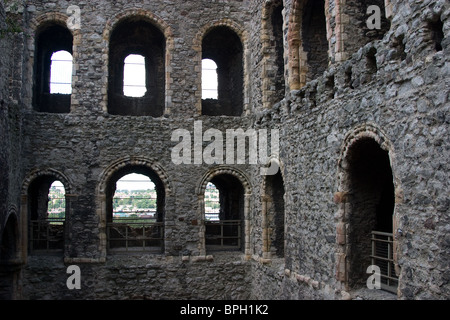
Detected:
left=107, top=218, right=164, bottom=253
left=29, top=219, right=65, bottom=253
left=371, top=231, right=398, bottom=293
left=205, top=220, right=241, bottom=251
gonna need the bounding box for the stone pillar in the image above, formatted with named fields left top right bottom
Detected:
left=20, top=195, right=28, bottom=264
left=97, top=192, right=107, bottom=259
left=261, top=195, right=271, bottom=260
left=64, top=193, right=78, bottom=257
left=384, top=0, right=393, bottom=19
left=198, top=194, right=206, bottom=256
left=334, top=0, right=349, bottom=62
left=244, top=193, right=251, bottom=260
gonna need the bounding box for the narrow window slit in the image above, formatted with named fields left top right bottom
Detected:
left=430, top=19, right=444, bottom=52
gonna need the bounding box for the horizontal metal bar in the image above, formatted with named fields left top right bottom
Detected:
left=380, top=274, right=399, bottom=282
left=371, top=231, right=394, bottom=237
left=107, top=223, right=162, bottom=227
left=205, top=220, right=241, bottom=224
left=123, top=84, right=146, bottom=88
left=370, top=255, right=394, bottom=263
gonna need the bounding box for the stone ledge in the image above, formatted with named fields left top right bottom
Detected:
left=182, top=255, right=214, bottom=263
left=64, top=257, right=106, bottom=264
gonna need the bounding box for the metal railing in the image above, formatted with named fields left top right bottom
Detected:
left=205, top=220, right=241, bottom=250
left=371, top=231, right=398, bottom=293
left=107, top=218, right=164, bottom=253
left=29, top=219, right=65, bottom=253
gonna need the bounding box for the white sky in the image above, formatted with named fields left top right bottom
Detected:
left=49, top=52, right=218, bottom=99
left=50, top=180, right=65, bottom=190
left=50, top=50, right=73, bottom=94
left=51, top=174, right=155, bottom=193
left=116, top=173, right=155, bottom=191
left=123, top=54, right=147, bottom=97
left=202, top=59, right=218, bottom=99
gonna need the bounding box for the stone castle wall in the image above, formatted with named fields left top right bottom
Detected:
left=0, top=0, right=448, bottom=300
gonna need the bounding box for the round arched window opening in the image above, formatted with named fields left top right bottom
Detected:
left=28, top=177, right=66, bottom=254
left=105, top=168, right=165, bottom=253
left=204, top=174, right=245, bottom=252
left=201, top=26, right=243, bottom=116
left=112, top=173, right=156, bottom=221
left=344, top=137, right=397, bottom=293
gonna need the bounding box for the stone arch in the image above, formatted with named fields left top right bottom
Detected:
left=28, top=12, right=81, bottom=112
left=193, top=18, right=248, bottom=59
left=260, top=157, right=287, bottom=194
left=196, top=166, right=251, bottom=197
left=97, top=156, right=172, bottom=196
left=335, top=123, right=401, bottom=294
left=102, top=9, right=174, bottom=115
left=261, top=158, right=286, bottom=261
left=196, top=166, right=251, bottom=258
left=193, top=19, right=249, bottom=116
left=21, top=168, right=73, bottom=256
left=22, top=168, right=73, bottom=196
left=337, top=123, right=398, bottom=182
left=96, top=157, right=172, bottom=255
left=103, top=8, right=173, bottom=41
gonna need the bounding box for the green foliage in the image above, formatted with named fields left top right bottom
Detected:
left=47, top=185, right=66, bottom=218
left=0, top=0, right=22, bottom=38
left=113, top=189, right=157, bottom=212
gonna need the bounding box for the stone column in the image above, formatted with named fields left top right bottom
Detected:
left=244, top=193, right=252, bottom=260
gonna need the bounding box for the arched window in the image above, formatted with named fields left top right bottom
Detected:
left=123, top=54, right=147, bottom=98
left=204, top=174, right=244, bottom=252
left=262, top=1, right=285, bottom=108
left=202, top=26, right=243, bottom=116
left=202, top=59, right=218, bottom=100
left=106, top=168, right=165, bottom=253
left=108, top=18, right=165, bottom=116
left=302, top=0, right=328, bottom=83
left=272, top=4, right=285, bottom=102
left=264, top=170, right=285, bottom=259
left=344, top=138, right=397, bottom=293
left=50, top=50, right=73, bottom=94
left=112, top=173, right=155, bottom=220
left=28, top=177, right=66, bottom=254
left=33, top=23, right=73, bottom=113
left=288, top=0, right=328, bottom=89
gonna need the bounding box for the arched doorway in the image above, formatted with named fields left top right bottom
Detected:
left=338, top=136, right=398, bottom=293
left=262, top=170, right=285, bottom=260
